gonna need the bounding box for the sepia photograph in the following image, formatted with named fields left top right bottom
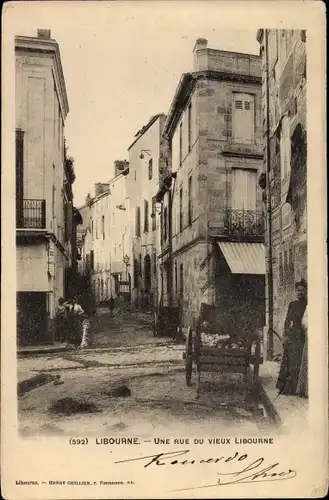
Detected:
left=2, top=1, right=327, bottom=498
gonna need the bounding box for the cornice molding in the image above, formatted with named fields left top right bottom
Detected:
left=15, top=36, right=69, bottom=118
left=163, top=69, right=262, bottom=140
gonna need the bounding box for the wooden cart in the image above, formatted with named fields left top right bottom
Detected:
left=183, top=303, right=263, bottom=398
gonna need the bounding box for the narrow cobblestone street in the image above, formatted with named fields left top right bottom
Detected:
left=18, top=310, right=275, bottom=439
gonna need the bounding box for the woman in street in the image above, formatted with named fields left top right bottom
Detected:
left=54, top=297, right=68, bottom=342
left=276, top=279, right=308, bottom=395
left=66, top=296, right=85, bottom=347
left=296, top=304, right=308, bottom=397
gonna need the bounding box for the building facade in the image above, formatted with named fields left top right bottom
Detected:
left=127, top=114, right=169, bottom=309
left=15, top=29, right=75, bottom=345
left=257, top=29, right=307, bottom=359
left=157, top=39, right=265, bottom=336
left=81, top=162, right=131, bottom=305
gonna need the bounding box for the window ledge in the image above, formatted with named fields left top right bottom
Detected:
left=222, top=143, right=263, bottom=159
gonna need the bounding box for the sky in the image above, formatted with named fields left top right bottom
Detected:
left=8, top=1, right=260, bottom=207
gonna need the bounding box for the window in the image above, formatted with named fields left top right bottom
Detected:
left=231, top=169, right=257, bottom=211
left=101, top=215, right=105, bottom=239
left=163, top=206, right=168, bottom=241
left=179, top=122, right=183, bottom=165
left=153, top=252, right=157, bottom=275
left=188, top=175, right=192, bottom=225
left=96, top=218, right=99, bottom=239
left=92, top=220, right=94, bottom=240
left=151, top=197, right=156, bottom=231
left=144, top=200, right=149, bottom=233
left=188, top=103, right=192, bottom=152
left=232, top=93, right=255, bottom=144
left=280, top=116, right=291, bottom=182
left=180, top=264, right=184, bottom=296
left=16, top=129, right=24, bottom=225
left=179, top=188, right=183, bottom=231
left=133, top=258, right=139, bottom=288
left=136, top=207, right=141, bottom=237
left=175, top=262, right=178, bottom=295
left=90, top=250, right=94, bottom=271
left=279, top=252, right=283, bottom=285
left=148, top=159, right=153, bottom=180
left=288, top=246, right=295, bottom=284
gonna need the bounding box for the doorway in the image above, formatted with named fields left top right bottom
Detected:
left=17, top=292, right=48, bottom=345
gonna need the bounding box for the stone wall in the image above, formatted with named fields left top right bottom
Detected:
left=259, top=29, right=307, bottom=357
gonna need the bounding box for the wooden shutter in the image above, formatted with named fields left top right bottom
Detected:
left=16, top=129, right=24, bottom=226
left=232, top=169, right=257, bottom=210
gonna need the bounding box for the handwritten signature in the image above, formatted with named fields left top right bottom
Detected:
left=115, top=449, right=296, bottom=490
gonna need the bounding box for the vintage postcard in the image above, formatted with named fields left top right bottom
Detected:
left=1, top=1, right=327, bottom=498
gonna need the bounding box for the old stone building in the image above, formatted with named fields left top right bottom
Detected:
left=157, top=39, right=265, bottom=335
left=127, top=114, right=170, bottom=309
left=16, top=29, right=75, bottom=345
left=81, top=162, right=131, bottom=305
left=257, top=29, right=307, bottom=359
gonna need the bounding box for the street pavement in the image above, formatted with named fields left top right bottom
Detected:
left=18, top=310, right=276, bottom=439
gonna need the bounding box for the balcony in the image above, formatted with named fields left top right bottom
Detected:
left=208, top=208, right=265, bottom=241
left=17, top=199, right=46, bottom=229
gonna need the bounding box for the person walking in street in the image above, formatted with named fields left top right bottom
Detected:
left=54, top=297, right=68, bottom=343
left=109, top=296, right=114, bottom=317
left=296, top=304, right=308, bottom=397
left=65, top=296, right=85, bottom=347
left=276, top=278, right=308, bottom=395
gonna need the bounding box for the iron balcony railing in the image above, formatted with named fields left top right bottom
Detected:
left=209, top=208, right=265, bottom=239
left=17, top=199, right=46, bottom=229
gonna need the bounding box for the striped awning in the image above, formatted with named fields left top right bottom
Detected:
left=217, top=242, right=265, bottom=275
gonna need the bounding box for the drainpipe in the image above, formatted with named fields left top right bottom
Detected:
left=265, top=29, right=274, bottom=360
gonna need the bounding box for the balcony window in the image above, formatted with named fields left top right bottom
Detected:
left=232, top=93, right=255, bottom=144
left=232, top=168, right=257, bottom=211
left=221, top=208, right=264, bottom=238
left=17, top=199, right=46, bottom=229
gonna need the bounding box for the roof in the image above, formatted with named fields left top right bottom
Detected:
left=128, top=113, right=166, bottom=151
left=15, top=35, right=69, bottom=118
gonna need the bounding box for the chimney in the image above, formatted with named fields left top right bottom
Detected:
left=114, top=160, right=129, bottom=177
left=193, top=38, right=208, bottom=71
left=94, top=183, right=109, bottom=197
left=37, top=29, right=51, bottom=40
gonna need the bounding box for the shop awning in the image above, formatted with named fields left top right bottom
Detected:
left=217, top=242, right=265, bottom=275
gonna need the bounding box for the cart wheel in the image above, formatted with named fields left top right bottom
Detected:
left=195, top=361, right=200, bottom=399
left=185, top=326, right=193, bottom=386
